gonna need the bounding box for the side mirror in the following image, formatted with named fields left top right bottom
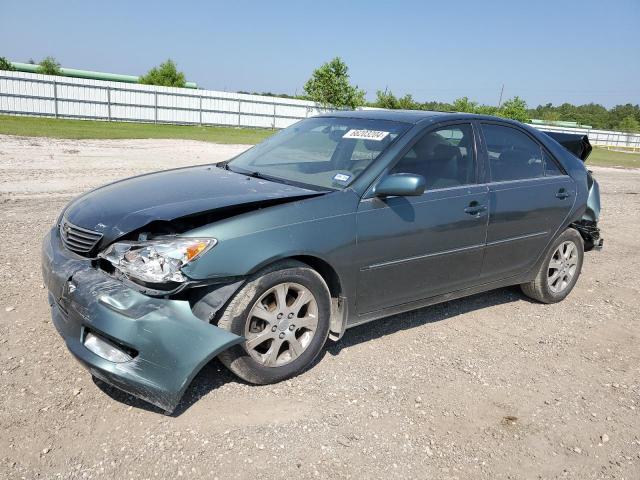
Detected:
left=375, top=173, right=426, bottom=197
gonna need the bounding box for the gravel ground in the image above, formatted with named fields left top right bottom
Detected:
left=0, top=135, right=638, bottom=479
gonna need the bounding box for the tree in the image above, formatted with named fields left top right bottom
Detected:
left=369, top=89, right=639, bottom=131
left=373, top=90, right=397, bottom=109
left=0, top=57, right=15, bottom=71
left=422, top=100, right=456, bottom=112
left=474, top=104, right=498, bottom=116
left=37, top=56, right=62, bottom=76
left=541, top=110, right=560, bottom=122
left=396, top=93, right=416, bottom=110
left=618, top=115, right=640, bottom=133
left=373, top=90, right=423, bottom=110
left=452, top=96, right=478, bottom=113
left=526, top=102, right=639, bottom=129
left=498, top=96, right=529, bottom=123
left=610, top=104, right=640, bottom=130
left=303, top=57, right=365, bottom=109
left=139, top=59, right=186, bottom=88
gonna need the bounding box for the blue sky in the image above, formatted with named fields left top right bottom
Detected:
left=1, top=0, right=638, bottom=107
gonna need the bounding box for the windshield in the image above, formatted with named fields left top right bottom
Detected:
left=227, top=117, right=410, bottom=189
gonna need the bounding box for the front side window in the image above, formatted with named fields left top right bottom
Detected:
left=390, top=123, right=476, bottom=190
left=482, top=124, right=545, bottom=182
left=227, top=117, right=410, bottom=189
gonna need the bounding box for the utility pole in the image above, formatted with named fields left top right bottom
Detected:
left=497, top=84, right=504, bottom=108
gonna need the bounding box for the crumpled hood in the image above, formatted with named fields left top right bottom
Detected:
left=63, top=165, right=321, bottom=245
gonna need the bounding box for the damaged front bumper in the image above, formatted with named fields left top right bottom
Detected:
left=42, top=227, right=243, bottom=413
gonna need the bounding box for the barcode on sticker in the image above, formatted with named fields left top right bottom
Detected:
left=333, top=173, right=351, bottom=182
left=342, top=129, right=390, bottom=141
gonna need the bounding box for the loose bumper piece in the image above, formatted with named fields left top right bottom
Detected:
left=42, top=228, right=243, bottom=413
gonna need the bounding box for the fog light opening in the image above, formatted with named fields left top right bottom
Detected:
left=83, top=332, right=135, bottom=363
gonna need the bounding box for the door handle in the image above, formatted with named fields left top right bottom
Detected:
left=556, top=188, right=570, bottom=199
left=464, top=201, right=487, bottom=216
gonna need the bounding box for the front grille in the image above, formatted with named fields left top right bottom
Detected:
left=59, top=218, right=103, bottom=255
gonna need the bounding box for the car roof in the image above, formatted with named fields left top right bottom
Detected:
left=316, top=108, right=521, bottom=127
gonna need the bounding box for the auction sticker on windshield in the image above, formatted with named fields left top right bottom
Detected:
left=342, top=129, right=390, bottom=141
left=333, top=173, right=351, bottom=183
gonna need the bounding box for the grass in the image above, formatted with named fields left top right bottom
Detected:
left=1, top=114, right=639, bottom=168
left=588, top=147, right=640, bottom=169
left=0, top=114, right=274, bottom=144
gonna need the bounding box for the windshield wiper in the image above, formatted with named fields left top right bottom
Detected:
left=229, top=166, right=281, bottom=182
left=225, top=165, right=332, bottom=192
left=244, top=170, right=266, bottom=179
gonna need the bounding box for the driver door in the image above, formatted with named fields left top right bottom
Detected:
left=355, top=123, right=489, bottom=314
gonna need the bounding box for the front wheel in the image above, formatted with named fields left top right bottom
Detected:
left=521, top=228, right=584, bottom=303
left=217, top=261, right=331, bottom=384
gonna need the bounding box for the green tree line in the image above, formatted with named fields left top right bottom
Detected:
left=2, top=55, right=638, bottom=132
left=371, top=91, right=530, bottom=123
left=528, top=102, right=640, bottom=132
left=302, top=58, right=640, bottom=132
left=369, top=90, right=640, bottom=133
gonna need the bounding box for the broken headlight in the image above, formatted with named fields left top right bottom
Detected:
left=99, top=237, right=216, bottom=284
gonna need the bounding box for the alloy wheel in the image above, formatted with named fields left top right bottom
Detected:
left=547, top=241, right=578, bottom=293
left=244, top=282, right=319, bottom=367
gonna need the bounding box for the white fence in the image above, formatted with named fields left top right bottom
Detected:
left=0, top=70, right=332, bottom=129
left=529, top=123, right=640, bottom=150
left=1, top=70, right=639, bottom=149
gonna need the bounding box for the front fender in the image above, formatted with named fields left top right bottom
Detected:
left=181, top=190, right=360, bottom=291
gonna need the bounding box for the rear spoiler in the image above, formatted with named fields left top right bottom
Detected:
left=542, top=131, right=592, bottom=162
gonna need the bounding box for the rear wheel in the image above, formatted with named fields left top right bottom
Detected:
left=217, top=261, right=331, bottom=384
left=521, top=228, right=584, bottom=303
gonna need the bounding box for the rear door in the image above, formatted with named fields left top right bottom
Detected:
left=478, top=122, right=575, bottom=281
left=355, top=122, right=489, bottom=314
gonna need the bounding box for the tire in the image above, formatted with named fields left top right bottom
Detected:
left=521, top=228, right=584, bottom=303
left=217, top=260, right=331, bottom=384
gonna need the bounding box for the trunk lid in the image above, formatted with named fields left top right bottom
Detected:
left=542, top=131, right=593, bottom=161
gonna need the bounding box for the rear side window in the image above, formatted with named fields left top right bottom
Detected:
left=542, top=149, right=564, bottom=176
left=391, top=123, right=476, bottom=190
left=482, top=124, right=544, bottom=181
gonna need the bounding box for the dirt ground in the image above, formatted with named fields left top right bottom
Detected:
left=0, top=135, right=638, bottom=480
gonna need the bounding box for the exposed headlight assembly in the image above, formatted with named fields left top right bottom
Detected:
left=99, top=237, right=215, bottom=284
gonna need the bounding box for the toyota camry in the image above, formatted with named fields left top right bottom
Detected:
left=42, top=110, right=602, bottom=413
